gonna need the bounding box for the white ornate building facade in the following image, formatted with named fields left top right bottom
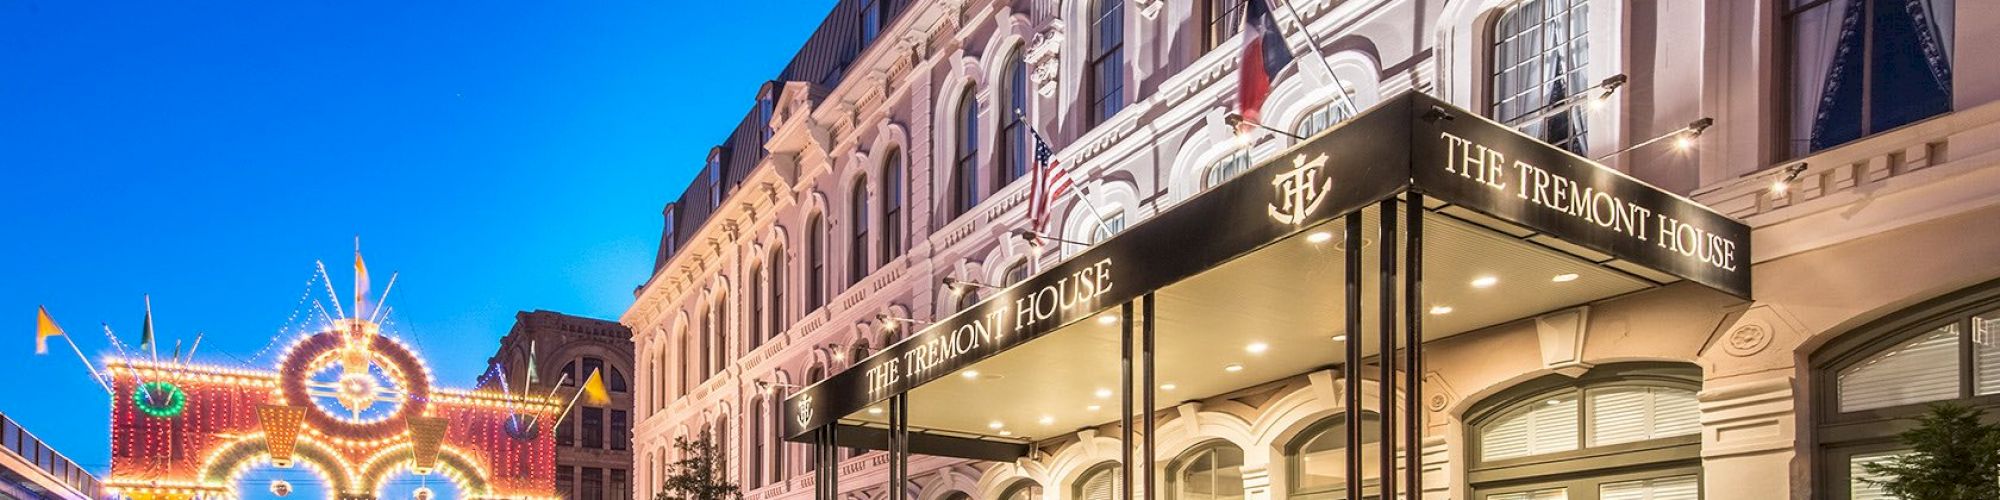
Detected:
left=623, top=0, right=2000, bottom=499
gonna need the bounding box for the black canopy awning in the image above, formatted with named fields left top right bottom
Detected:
left=781, top=92, right=1749, bottom=444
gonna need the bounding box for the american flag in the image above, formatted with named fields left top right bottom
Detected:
left=1028, top=127, right=1072, bottom=233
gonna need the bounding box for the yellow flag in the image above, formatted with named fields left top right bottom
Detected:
left=35, top=306, right=64, bottom=355
left=581, top=368, right=610, bottom=406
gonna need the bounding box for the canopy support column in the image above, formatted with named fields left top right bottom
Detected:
left=1343, top=212, right=1364, bottom=500
left=1404, top=194, right=1426, bottom=497
left=1142, top=293, right=1157, bottom=500
left=887, top=393, right=908, bottom=500
left=1377, top=200, right=1399, bottom=500
left=1119, top=300, right=1136, bottom=499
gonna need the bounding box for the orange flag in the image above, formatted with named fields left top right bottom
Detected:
left=581, top=368, right=611, bottom=406
left=35, top=306, right=64, bottom=355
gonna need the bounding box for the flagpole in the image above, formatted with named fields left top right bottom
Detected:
left=368, top=272, right=398, bottom=324
left=544, top=373, right=572, bottom=400
left=1274, top=0, right=1359, bottom=116
left=185, top=332, right=203, bottom=362
left=59, top=327, right=113, bottom=394
left=551, top=372, right=592, bottom=427
left=144, top=295, right=157, bottom=361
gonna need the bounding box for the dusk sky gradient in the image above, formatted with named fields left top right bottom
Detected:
left=0, top=0, right=836, bottom=487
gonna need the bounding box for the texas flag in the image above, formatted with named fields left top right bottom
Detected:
left=1238, top=0, right=1296, bottom=128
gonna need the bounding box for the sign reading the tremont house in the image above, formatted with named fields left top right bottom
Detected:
left=783, top=93, right=1752, bottom=440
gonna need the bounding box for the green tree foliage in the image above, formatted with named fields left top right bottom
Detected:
left=1863, top=403, right=2000, bottom=500
left=654, top=432, right=742, bottom=500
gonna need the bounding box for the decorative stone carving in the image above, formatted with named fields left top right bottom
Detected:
left=1135, top=0, right=1165, bottom=19
left=1723, top=324, right=1772, bottom=357
left=1025, top=20, right=1065, bottom=97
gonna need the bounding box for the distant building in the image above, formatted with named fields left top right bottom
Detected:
left=0, top=413, right=100, bottom=500
left=480, top=310, right=635, bottom=500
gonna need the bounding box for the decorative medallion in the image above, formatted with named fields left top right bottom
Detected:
left=133, top=381, right=187, bottom=418
left=1724, top=324, right=1772, bottom=357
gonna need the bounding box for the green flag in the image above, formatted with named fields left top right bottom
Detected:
left=525, top=340, right=539, bottom=385
left=141, top=295, right=156, bottom=358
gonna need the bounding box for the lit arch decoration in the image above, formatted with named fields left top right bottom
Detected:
left=356, top=443, right=493, bottom=497
left=197, top=436, right=359, bottom=495
left=106, top=311, right=562, bottom=499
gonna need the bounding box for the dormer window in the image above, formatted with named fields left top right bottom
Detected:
left=758, top=87, right=777, bottom=147
left=708, top=148, right=727, bottom=206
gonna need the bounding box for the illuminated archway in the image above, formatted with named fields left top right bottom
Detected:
left=356, top=443, right=492, bottom=497
left=198, top=435, right=359, bottom=496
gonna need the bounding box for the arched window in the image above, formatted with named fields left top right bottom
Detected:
left=1467, top=363, right=1701, bottom=500
left=1203, top=151, right=1253, bottom=188
left=710, top=417, right=730, bottom=476
left=1088, top=0, right=1126, bottom=126
left=1294, top=99, right=1357, bottom=139
left=748, top=261, right=765, bottom=350
left=1170, top=441, right=1244, bottom=500
left=881, top=151, right=904, bottom=263
left=1285, top=413, right=1381, bottom=499
left=748, top=397, right=766, bottom=487
left=1000, top=52, right=1031, bottom=187
left=1074, top=462, right=1123, bottom=500
left=1813, top=281, right=2000, bottom=499
left=654, top=345, right=668, bottom=410
left=999, top=480, right=1043, bottom=500
left=808, top=215, right=827, bottom=309
left=678, top=328, right=693, bottom=396
left=715, top=293, right=730, bottom=376
left=561, top=361, right=578, bottom=387
left=1002, top=260, right=1032, bottom=286
left=771, top=381, right=790, bottom=481
left=1489, top=0, right=1591, bottom=154
left=850, top=178, right=870, bottom=286
left=606, top=364, right=628, bottom=393
left=954, top=87, right=981, bottom=216
left=768, top=244, right=787, bottom=336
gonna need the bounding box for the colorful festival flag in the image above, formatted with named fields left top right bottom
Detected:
left=35, top=306, right=64, bottom=355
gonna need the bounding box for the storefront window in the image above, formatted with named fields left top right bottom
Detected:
left=1813, top=283, right=2000, bottom=500
left=1286, top=414, right=1381, bottom=499
left=1075, top=463, right=1123, bottom=500
left=1467, top=363, right=1701, bottom=500
left=999, top=480, right=1043, bottom=500
left=1170, top=442, right=1245, bottom=500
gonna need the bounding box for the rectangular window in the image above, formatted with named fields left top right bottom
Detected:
left=1205, top=0, right=1246, bottom=51
left=1848, top=450, right=1906, bottom=500
left=860, top=0, right=885, bottom=45
left=582, top=466, right=605, bottom=500
left=557, top=415, right=575, bottom=446
left=583, top=407, right=604, bottom=449
left=557, top=466, right=575, bottom=498
left=1786, top=0, right=1955, bottom=157
left=1089, top=0, right=1126, bottom=125
left=1490, top=0, right=1591, bottom=154
left=611, top=410, right=630, bottom=451
left=1598, top=474, right=1698, bottom=500
left=610, top=469, right=629, bottom=500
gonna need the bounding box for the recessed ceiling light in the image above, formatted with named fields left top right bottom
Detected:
left=1039, top=415, right=1055, bottom=425
left=1306, top=231, right=1334, bottom=243
left=1094, top=388, right=1113, bottom=399
left=1223, top=363, right=1244, bottom=373
left=1552, top=273, right=1580, bottom=283
left=1471, top=276, right=1498, bottom=288
left=1097, top=314, right=1119, bottom=325
left=1331, top=335, right=1347, bottom=342
left=1245, top=342, right=1269, bottom=354
left=1160, top=383, right=1177, bottom=391
left=1086, top=405, right=1102, bottom=411
left=867, top=407, right=883, bottom=415
left=1429, top=305, right=1454, bottom=315
left=999, top=430, right=1014, bottom=436
left=989, top=421, right=1005, bottom=430
left=960, top=370, right=980, bottom=379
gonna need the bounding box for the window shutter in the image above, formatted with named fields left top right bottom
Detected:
left=1480, top=394, right=1579, bottom=461
left=1598, top=475, right=1699, bottom=500
left=1838, top=325, right=1961, bottom=412
left=1588, top=387, right=1700, bottom=446
left=1485, top=487, right=1568, bottom=500
left=1975, top=314, right=2000, bottom=395
left=1849, top=451, right=1907, bottom=500
left=1080, top=467, right=1122, bottom=500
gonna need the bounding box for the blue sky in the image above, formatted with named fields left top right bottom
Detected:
left=0, top=0, right=834, bottom=486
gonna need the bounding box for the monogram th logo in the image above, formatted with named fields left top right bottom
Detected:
left=1269, top=153, right=1334, bottom=225
left=794, top=394, right=814, bottom=428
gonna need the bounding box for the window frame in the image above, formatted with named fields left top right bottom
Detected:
left=954, top=87, right=981, bottom=216
left=1464, top=363, right=1703, bottom=489
left=808, top=215, right=827, bottom=309
left=1073, top=462, right=1124, bottom=500
left=1168, top=440, right=1245, bottom=500
left=1283, top=412, right=1384, bottom=499
left=768, top=245, right=787, bottom=337
left=1485, top=0, right=1593, bottom=154
left=849, top=176, right=871, bottom=286
left=1780, top=0, right=1957, bottom=159
left=881, top=150, right=904, bottom=263
left=1811, top=279, right=2000, bottom=499
left=1000, top=52, right=1031, bottom=188
left=1203, top=0, right=1245, bottom=52
left=1088, top=0, right=1126, bottom=126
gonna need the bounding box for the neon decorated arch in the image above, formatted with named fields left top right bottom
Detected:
left=102, top=257, right=564, bottom=500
